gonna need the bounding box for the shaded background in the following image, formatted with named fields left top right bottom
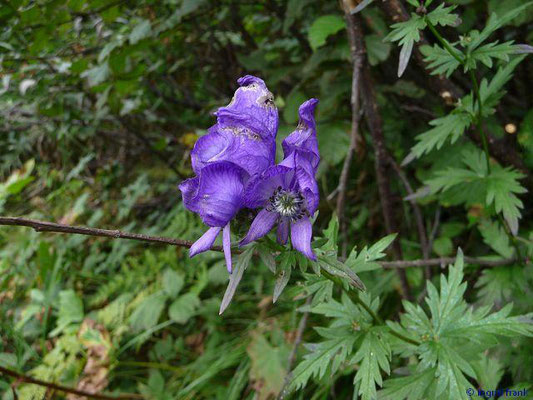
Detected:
left=1, top=0, right=533, bottom=399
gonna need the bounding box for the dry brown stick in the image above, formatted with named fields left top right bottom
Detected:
left=381, top=257, right=517, bottom=269
left=0, top=216, right=222, bottom=252
left=345, top=13, right=412, bottom=300
left=336, top=6, right=366, bottom=258
left=276, top=296, right=312, bottom=400
left=388, top=156, right=431, bottom=280
left=0, top=216, right=517, bottom=269
left=0, top=366, right=143, bottom=400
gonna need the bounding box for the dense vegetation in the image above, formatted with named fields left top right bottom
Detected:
left=1, top=0, right=533, bottom=399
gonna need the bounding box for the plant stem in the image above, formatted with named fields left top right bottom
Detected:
left=425, top=21, right=525, bottom=263
left=321, top=270, right=421, bottom=346
left=425, top=19, right=464, bottom=64
left=468, top=70, right=491, bottom=173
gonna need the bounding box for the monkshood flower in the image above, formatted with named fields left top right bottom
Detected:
left=191, top=75, right=278, bottom=177
left=239, top=98, right=320, bottom=261
left=179, top=161, right=248, bottom=273
left=279, top=98, right=320, bottom=177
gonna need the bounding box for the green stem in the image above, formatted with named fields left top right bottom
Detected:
left=321, top=270, right=421, bottom=346
left=468, top=70, right=491, bottom=173
left=425, top=19, right=464, bottom=64
left=426, top=21, right=524, bottom=264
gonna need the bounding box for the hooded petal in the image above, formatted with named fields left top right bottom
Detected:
left=190, top=128, right=233, bottom=174
left=277, top=217, right=289, bottom=245
left=290, top=216, right=317, bottom=261
left=223, top=223, right=233, bottom=273
left=190, top=227, right=222, bottom=257
left=216, top=75, right=279, bottom=140
left=295, top=167, right=320, bottom=215
left=282, top=99, right=320, bottom=173
left=191, top=161, right=247, bottom=227
left=191, top=126, right=275, bottom=177
left=179, top=176, right=200, bottom=214
left=240, top=209, right=279, bottom=246
left=243, top=165, right=295, bottom=209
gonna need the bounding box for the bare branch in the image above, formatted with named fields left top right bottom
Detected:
left=0, top=366, right=143, bottom=400
left=0, top=216, right=221, bottom=251
left=0, top=216, right=518, bottom=270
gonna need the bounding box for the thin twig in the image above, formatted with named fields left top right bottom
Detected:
left=337, top=7, right=365, bottom=234
left=0, top=217, right=519, bottom=269
left=0, top=366, right=143, bottom=400
left=388, top=156, right=431, bottom=280
left=276, top=297, right=312, bottom=400
left=381, top=257, right=517, bottom=269
left=345, top=11, right=412, bottom=300
left=0, top=216, right=221, bottom=251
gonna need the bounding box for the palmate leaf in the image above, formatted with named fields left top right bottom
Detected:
left=352, top=327, right=392, bottom=400
left=379, top=368, right=436, bottom=400
left=421, top=44, right=461, bottom=77
left=485, top=165, right=526, bottom=234
left=468, top=41, right=515, bottom=69
left=424, top=149, right=526, bottom=230
left=408, top=112, right=473, bottom=159
left=467, top=2, right=533, bottom=52
left=380, top=252, right=533, bottom=400
left=385, top=14, right=426, bottom=77
left=290, top=328, right=357, bottom=390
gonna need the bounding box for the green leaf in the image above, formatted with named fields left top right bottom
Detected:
left=421, top=44, right=461, bottom=77
left=308, top=15, right=346, bottom=51
left=469, top=41, right=515, bottom=69
left=409, top=112, right=473, bottom=159
left=379, top=368, right=435, bottom=400
left=426, top=4, right=459, bottom=27
left=50, top=290, right=84, bottom=337
left=345, top=234, right=397, bottom=273
left=129, top=292, right=166, bottom=333
left=290, top=330, right=357, bottom=390
left=129, top=19, right=152, bottom=44
left=273, top=253, right=292, bottom=303
left=478, top=219, right=513, bottom=258
left=219, top=248, right=253, bottom=314
left=247, top=333, right=288, bottom=399
left=168, top=293, right=201, bottom=324
left=467, top=2, right=533, bottom=51
left=432, top=237, right=453, bottom=257
left=385, top=14, right=426, bottom=76
left=162, top=268, right=185, bottom=299
left=352, top=328, right=392, bottom=400
left=365, top=34, right=391, bottom=66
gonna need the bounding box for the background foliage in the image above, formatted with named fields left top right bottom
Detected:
left=1, top=0, right=533, bottom=399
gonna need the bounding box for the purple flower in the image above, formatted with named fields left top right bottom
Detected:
left=279, top=98, right=320, bottom=177
left=239, top=98, right=320, bottom=261
left=240, top=165, right=319, bottom=260
left=179, top=161, right=248, bottom=273
left=191, top=75, right=278, bottom=177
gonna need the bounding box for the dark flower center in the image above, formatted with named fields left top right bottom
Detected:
left=268, top=186, right=305, bottom=220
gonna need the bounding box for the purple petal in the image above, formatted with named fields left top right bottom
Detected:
left=216, top=75, right=279, bottom=140
left=191, top=128, right=233, bottom=174
left=190, top=227, right=222, bottom=257
left=191, top=161, right=247, bottom=227
left=191, top=124, right=276, bottom=177
left=243, top=165, right=295, bottom=209
left=223, top=223, right=233, bottom=273
left=240, top=209, right=279, bottom=246
left=179, top=176, right=200, bottom=213
left=295, top=167, right=320, bottom=215
left=290, top=216, right=317, bottom=261
left=277, top=217, right=289, bottom=245
left=282, top=98, right=320, bottom=173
